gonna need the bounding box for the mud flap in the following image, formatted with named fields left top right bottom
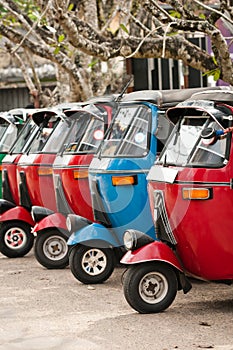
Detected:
left=179, top=272, right=192, bottom=294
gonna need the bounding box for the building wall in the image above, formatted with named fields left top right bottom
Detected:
left=0, top=87, right=31, bottom=111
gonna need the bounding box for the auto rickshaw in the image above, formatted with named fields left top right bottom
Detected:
left=121, top=89, right=233, bottom=313
left=1, top=112, right=44, bottom=207
left=0, top=106, right=72, bottom=258
left=65, top=88, right=214, bottom=285
left=0, top=109, right=31, bottom=197
left=31, top=97, right=116, bottom=269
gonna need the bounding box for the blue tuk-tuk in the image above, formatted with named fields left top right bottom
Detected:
left=66, top=88, right=208, bottom=284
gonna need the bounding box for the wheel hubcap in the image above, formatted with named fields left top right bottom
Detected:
left=139, top=272, right=169, bottom=304
left=43, top=235, right=68, bottom=260
left=4, top=227, right=27, bottom=249
left=81, top=248, right=107, bottom=276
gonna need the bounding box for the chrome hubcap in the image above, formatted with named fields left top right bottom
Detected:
left=4, top=227, right=27, bottom=250
left=43, top=235, right=68, bottom=260
left=81, top=248, right=107, bottom=276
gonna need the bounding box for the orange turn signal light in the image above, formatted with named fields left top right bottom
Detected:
left=112, top=175, right=137, bottom=186
left=73, top=169, right=88, bottom=179
left=38, top=167, right=53, bottom=176
left=182, top=187, right=211, bottom=200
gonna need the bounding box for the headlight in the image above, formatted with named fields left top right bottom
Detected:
left=66, top=214, right=92, bottom=233
left=123, top=229, right=155, bottom=251
left=31, top=206, right=54, bottom=223
left=123, top=230, right=136, bottom=250
left=66, top=216, right=72, bottom=232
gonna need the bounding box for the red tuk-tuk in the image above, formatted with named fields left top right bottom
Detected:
left=121, top=89, right=233, bottom=313
left=0, top=107, right=70, bottom=258
left=1, top=113, right=42, bottom=207
left=31, top=97, right=115, bottom=269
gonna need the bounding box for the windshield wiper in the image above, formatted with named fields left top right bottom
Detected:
left=173, top=116, right=182, bottom=146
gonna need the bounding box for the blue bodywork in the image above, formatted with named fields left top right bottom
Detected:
left=67, top=102, right=160, bottom=248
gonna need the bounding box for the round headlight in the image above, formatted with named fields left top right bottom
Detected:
left=123, top=230, right=136, bottom=251
left=66, top=216, right=72, bottom=232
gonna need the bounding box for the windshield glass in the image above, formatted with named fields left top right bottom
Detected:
left=9, top=119, right=38, bottom=154
left=27, top=116, right=60, bottom=153
left=0, top=123, right=18, bottom=152
left=0, top=119, right=10, bottom=140
left=159, top=114, right=229, bottom=167
left=100, top=105, right=151, bottom=157
left=63, top=111, right=104, bottom=154
left=189, top=120, right=228, bottom=166
left=42, top=118, right=73, bottom=153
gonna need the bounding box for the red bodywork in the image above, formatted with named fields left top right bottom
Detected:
left=0, top=153, right=57, bottom=224
left=121, top=240, right=183, bottom=272
left=0, top=205, right=35, bottom=226
left=33, top=212, right=67, bottom=232
left=53, top=154, right=94, bottom=220
left=17, top=153, right=57, bottom=211
left=34, top=104, right=113, bottom=233
left=144, top=157, right=233, bottom=281
left=2, top=154, right=22, bottom=205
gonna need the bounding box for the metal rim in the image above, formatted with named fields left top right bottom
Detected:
left=138, top=271, right=169, bottom=304
left=43, top=235, right=68, bottom=261
left=4, top=227, right=27, bottom=250
left=81, top=248, right=107, bottom=276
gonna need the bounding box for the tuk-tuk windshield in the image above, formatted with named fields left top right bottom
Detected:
left=0, top=121, right=18, bottom=152
left=27, top=115, right=60, bottom=153
left=100, top=105, right=150, bottom=157
left=63, top=111, right=105, bottom=154
left=0, top=118, right=10, bottom=140
left=9, top=119, right=37, bottom=154
left=42, top=118, right=73, bottom=153
left=159, top=116, right=229, bottom=167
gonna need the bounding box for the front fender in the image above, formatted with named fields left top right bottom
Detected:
left=120, top=241, right=183, bottom=272
left=32, top=212, right=67, bottom=234
left=0, top=199, right=16, bottom=214
left=67, top=223, right=120, bottom=248
left=0, top=206, right=35, bottom=226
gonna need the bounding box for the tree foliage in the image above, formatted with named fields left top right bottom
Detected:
left=0, top=0, right=232, bottom=104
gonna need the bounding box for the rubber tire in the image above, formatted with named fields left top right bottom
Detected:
left=69, top=244, right=115, bottom=284
left=123, top=262, right=178, bottom=314
left=0, top=221, right=34, bottom=258
left=34, top=230, right=69, bottom=269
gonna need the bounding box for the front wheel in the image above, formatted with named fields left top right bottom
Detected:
left=34, top=230, right=69, bottom=269
left=69, top=244, right=115, bottom=284
left=0, top=221, right=34, bottom=258
left=123, top=262, right=178, bottom=313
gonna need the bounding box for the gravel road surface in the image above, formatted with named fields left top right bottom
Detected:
left=0, top=251, right=233, bottom=350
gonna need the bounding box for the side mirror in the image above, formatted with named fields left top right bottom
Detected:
left=201, top=127, right=216, bottom=139
left=201, top=127, right=225, bottom=146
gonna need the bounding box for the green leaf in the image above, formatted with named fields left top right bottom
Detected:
left=54, top=47, right=60, bottom=55
left=169, top=10, right=181, bottom=19
left=68, top=3, right=74, bottom=11
left=212, top=56, right=217, bottom=65
left=88, top=59, right=98, bottom=68
left=199, top=13, right=206, bottom=19
left=119, top=23, right=129, bottom=34
left=58, top=34, right=65, bottom=43
left=167, top=31, right=178, bottom=36
left=202, top=68, right=220, bottom=81
left=214, top=70, right=220, bottom=81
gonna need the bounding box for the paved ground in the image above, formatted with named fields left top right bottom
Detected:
left=0, top=251, right=233, bottom=350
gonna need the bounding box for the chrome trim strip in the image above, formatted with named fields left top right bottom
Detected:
left=154, top=190, right=177, bottom=245
left=89, top=169, right=149, bottom=175
left=53, top=165, right=89, bottom=169
left=174, top=180, right=230, bottom=187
